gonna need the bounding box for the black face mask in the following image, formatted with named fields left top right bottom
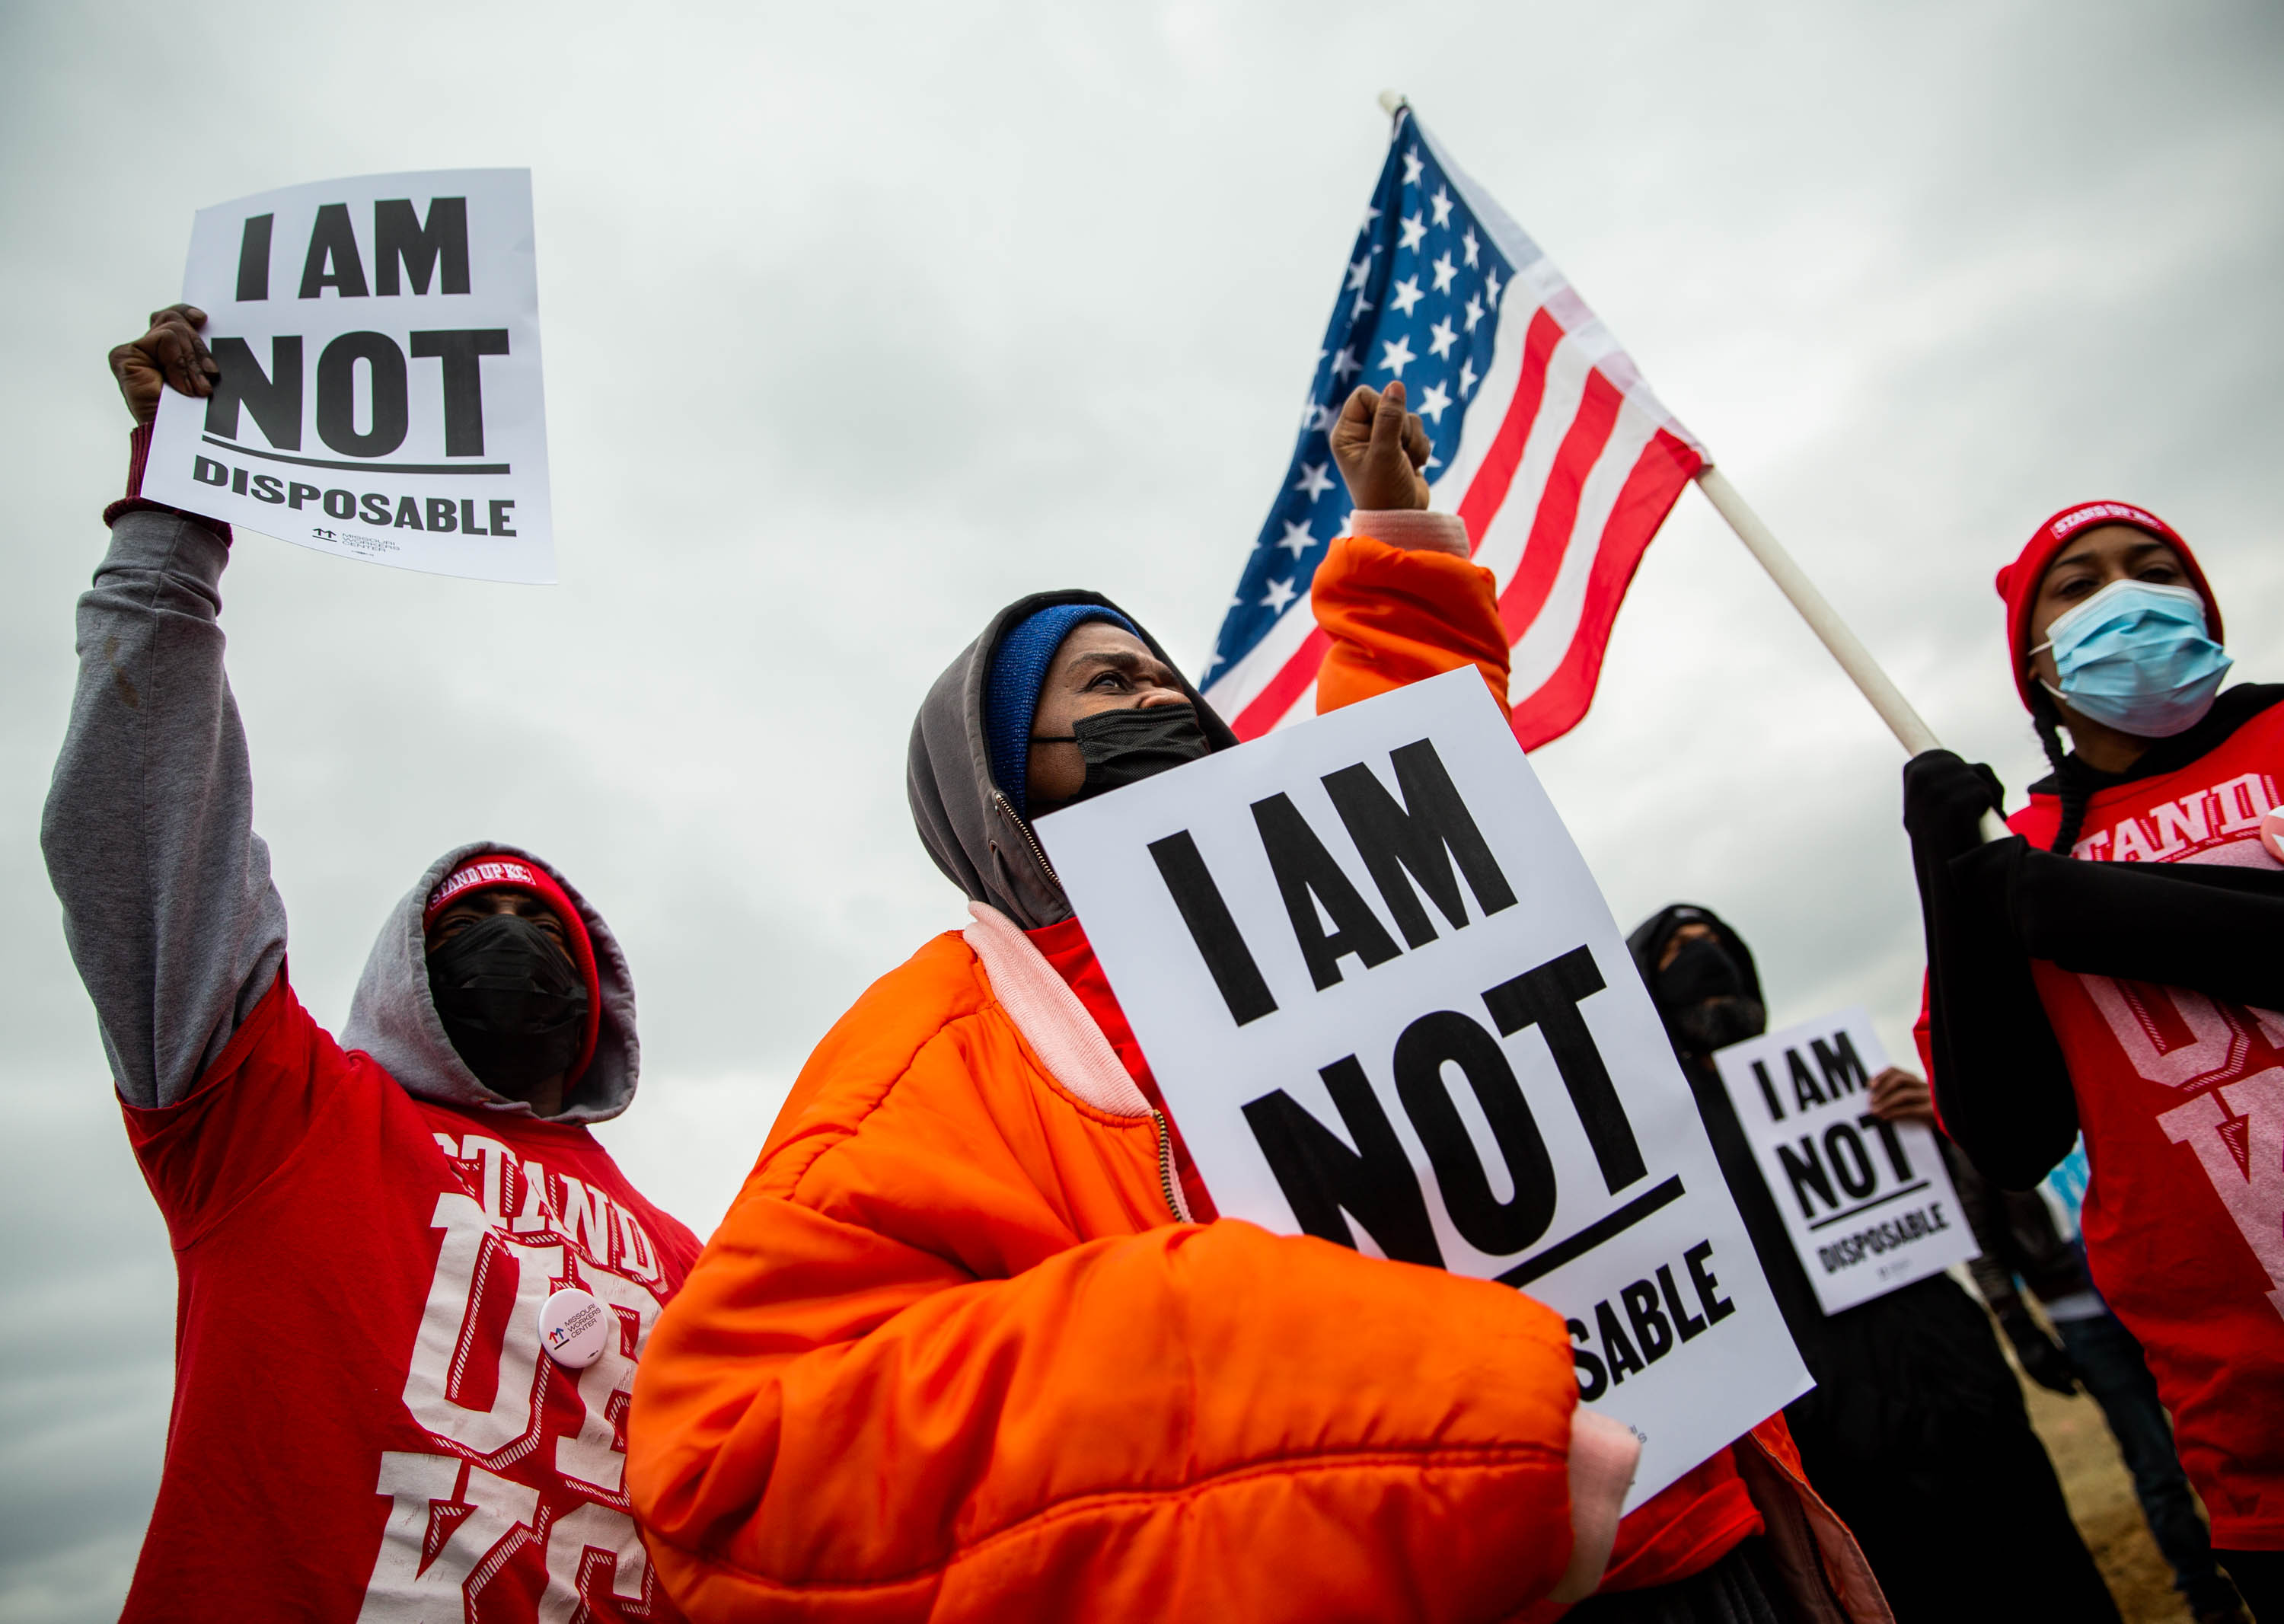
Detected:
left=426, top=914, right=589, bottom=1093
left=1657, top=936, right=1746, bottom=1006
left=1031, top=703, right=1213, bottom=807
left=1655, top=936, right=1765, bottom=1054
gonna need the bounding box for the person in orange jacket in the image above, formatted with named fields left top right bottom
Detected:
left=627, top=383, right=1885, bottom=1622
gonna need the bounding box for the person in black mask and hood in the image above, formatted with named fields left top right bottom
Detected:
left=41, top=303, right=703, bottom=1622
left=1628, top=905, right=2120, bottom=1624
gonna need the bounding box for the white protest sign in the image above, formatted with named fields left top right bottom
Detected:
left=144, top=169, right=554, bottom=583
left=1036, top=668, right=1810, bottom=1508
left=1710, top=1009, right=1977, bottom=1315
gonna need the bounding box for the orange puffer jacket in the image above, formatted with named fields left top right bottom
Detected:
left=630, top=524, right=1887, bottom=1622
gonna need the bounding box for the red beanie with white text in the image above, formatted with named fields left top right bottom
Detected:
left=425, top=853, right=603, bottom=1083
left=1994, top=499, right=2220, bottom=713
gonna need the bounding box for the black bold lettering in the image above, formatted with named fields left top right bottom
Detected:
left=1252, top=793, right=1401, bottom=989
left=287, top=481, right=320, bottom=509
left=460, top=499, right=488, bottom=534
left=1811, top=1032, right=1869, bottom=1099
left=1858, top=1112, right=1914, bottom=1182
left=251, top=474, right=285, bottom=504
left=1594, top=1299, right=1643, bottom=1384
left=1750, top=1058, right=1785, bottom=1121
left=374, top=198, right=471, bottom=295
left=1320, top=738, right=1517, bottom=948
left=394, top=494, right=424, bottom=529
left=1621, top=1280, right=1673, bottom=1362
left=426, top=497, right=459, bottom=532
left=488, top=499, right=517, bottom=537
left=323, top=489, right=356, bottom=519
left=1684, top=1240, right=1736, bottom=1323
left=1657, top=1263, right=1708, bottom=1342
left=204, top=337, right=304, bottom=450
left=1788, top=1050, right=1826, bottom=1110
left=1392, top=1010, right=1555, bottom=1256
left=1567, top=1319, right=1608, bottom=1402
left=410, top=329, right=509, bottom=455
left=231, top=467, right=249, bottom=495
left=1148, top=831, right=1277, bottom=1026
left=193, top=456, right=228, bottom=487
left=1481, top=946, right=1645, bottom=1194
left=1824, top=1121, right=1877, bottom=1198
left=1775, top=1136, right=1837, bottom=1218
left=235, top=213, right=274, bottom=301
left=1242, top=1057, right=1443, bottom=1268
left=315, top=333, right=408, bottom=458
left=361, top=493, right=392, bottom=525
left=298, top=203, right=370, bottom=298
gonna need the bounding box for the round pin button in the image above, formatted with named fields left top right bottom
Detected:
left=538, top=1287, right=610, bottom=1369
left=2262, top=805, right=2284, bottom=865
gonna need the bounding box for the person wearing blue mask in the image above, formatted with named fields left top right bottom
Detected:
left=1901, top=502, right=2284, bottom=1620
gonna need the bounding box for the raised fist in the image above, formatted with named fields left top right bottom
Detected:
left=109, top=305, right=219, bottom=426
left=1329, top=379, right=1432, bottom=513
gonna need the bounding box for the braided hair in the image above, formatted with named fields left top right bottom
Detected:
left=2028, top=686, right=2091, bottom=854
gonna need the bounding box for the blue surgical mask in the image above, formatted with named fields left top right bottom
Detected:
left=2032, top=579, right=2231, bottom=738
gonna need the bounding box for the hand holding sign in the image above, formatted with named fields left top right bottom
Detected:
left=141, top=169, right=555, bottom=583
left=110, top=305, right=220, bottom=423
left=1710, top=1010, right=1979, bottom=1315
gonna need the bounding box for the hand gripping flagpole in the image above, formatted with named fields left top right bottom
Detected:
left=1693, top=467, right=2010, bottom=841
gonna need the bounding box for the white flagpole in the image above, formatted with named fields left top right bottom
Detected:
left=1694, top=467, right=2009, bottom=840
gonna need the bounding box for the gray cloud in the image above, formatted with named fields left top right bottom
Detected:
left=3, top=0, right=2279, bottom=1613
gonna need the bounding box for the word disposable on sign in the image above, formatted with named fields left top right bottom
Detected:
left=143, top=168, right=556, bottom=585
left=1711, top=1008, right=1978, bottom=1315
left=1038, top=670, right=1809, bottom=1508
left=1568, top=1237, right=1734, bottom=1401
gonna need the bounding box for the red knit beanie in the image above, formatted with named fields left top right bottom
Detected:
left=425, top=853, right=603, bottom=1084
left=1994, top=500, right=2221, bottom=713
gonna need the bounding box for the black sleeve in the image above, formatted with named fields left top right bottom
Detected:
left=1903, top=751, right=2081, bottom=1191
left=1953, top=840, right=2284, bottom=1010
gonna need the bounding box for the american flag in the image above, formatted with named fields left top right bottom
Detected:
left=1201, top=107, right=1705, bottom=748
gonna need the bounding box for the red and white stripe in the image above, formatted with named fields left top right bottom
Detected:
left=1204, top=124, right=1705, bottom=751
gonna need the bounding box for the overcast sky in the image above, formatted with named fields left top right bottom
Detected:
left=3, top=1, right=2279, bottom=1614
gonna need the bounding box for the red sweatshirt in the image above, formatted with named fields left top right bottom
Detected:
left=1919, top=706, right=2284, bottom=1549
left=127, top=973, right=700, bottom=1619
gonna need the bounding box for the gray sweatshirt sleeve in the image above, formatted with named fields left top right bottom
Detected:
left=42, top=509, right=289, bottom=1109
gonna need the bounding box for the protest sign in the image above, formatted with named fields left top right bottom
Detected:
left=1710, top=1009, right=1977, bottom=1315
left=143, top=169, right=554, bottom=583
left=1035, top=668, right=1810, bottom=1508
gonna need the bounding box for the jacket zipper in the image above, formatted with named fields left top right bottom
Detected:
left=995, top=789, right=1188, bottom=1224
left=994, top=790, right=1062, bottom=889
left=1150, top=1109, right=1192, bottom=1223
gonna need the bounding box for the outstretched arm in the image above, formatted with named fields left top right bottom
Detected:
left=42, top=307, right=286, bottom=1109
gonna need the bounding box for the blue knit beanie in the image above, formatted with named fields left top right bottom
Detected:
left=986, top=605, right=1140, bottom=816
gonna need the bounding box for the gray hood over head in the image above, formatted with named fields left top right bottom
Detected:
left=340, top=841, right=641, bottom=1125
left=908, top=590, right=1241, bottom=930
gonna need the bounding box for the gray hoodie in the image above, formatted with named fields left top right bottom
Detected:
left=43, top=506, right=639, bottom=1121
left=905, top=589, right=1239, bottom=930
